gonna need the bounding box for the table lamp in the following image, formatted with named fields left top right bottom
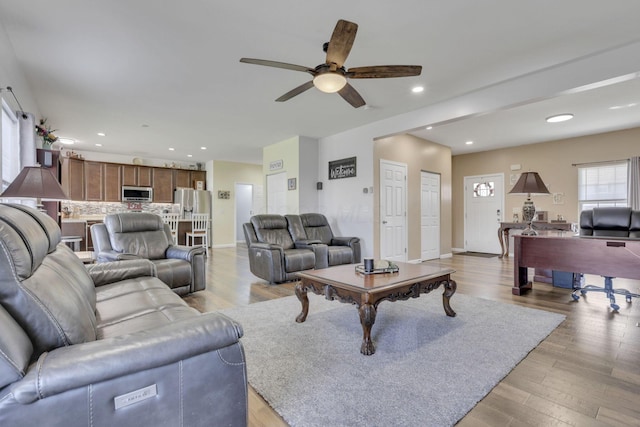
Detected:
left=508, top=171, right=550, bottom=235
left=0, top=165, right=69, bottom=211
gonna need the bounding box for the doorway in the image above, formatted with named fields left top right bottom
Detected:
left=379, top=160, right=407, bottom=262
left=266, top=172, right=287, bottom=214
left=235, top=183, right=253, bottom=243
left=463, top=173, right=504, bottom=253
left=421, top=171, right=440, bottom=260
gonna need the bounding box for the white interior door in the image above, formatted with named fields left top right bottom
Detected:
left=421, top=171, right=440, bottom=260
left=380, top=160, right=407, bottom=262
left=235, top=183, right=253, bottom=243
left=464, top=174, right=504, bottom=253
left=266, top=172, right=287, bottom=215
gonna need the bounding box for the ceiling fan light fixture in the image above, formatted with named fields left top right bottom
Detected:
left=313, top=72, right=347, bottom=93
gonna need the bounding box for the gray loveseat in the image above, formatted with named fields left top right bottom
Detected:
left=91, top=212, right=206, bottom=295
left=0, top=204, right=247, bottom=427
left=243, top=213, right=361, bottom=283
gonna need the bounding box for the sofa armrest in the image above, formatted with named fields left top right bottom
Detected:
left=166, top=244, right=205, bottom=261
left=96, top=250, right=141, bottom=262
left=11, top=312, right=243, bottom=403
left=86, top=259, right=156, bottom=286
left=293, top=239, right=322, bottom=249
left=331, top=236, right=359, bottom=246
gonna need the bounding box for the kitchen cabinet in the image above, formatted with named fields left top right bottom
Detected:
left=104, top=163, right=122, bottom=201
left=84, top=161, right=105, bottom=201
left=61, top=157, right=85, bottom=201
left=122, top=165, right=152, bottom=187
left=152, top=168, right=174, bottom=202
left=175, top=169, right=206, bottom=189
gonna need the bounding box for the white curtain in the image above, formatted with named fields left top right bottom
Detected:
left=628, top=156, right=640, bottom=210
left=18, top=111, right=36, bottom=168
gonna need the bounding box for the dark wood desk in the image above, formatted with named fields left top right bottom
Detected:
left=513, top=234, right=640, bottom=295
left=498, top=221, right=573, bottom=258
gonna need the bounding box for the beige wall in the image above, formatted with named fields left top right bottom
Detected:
left=263, top=136, right=300, bottom=213
left=211, top=160, right=263, bottom=246
left=451, top=127, right=640, bottom=249
left=374, top=134, right=452, bottom=260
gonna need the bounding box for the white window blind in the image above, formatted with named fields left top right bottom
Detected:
left=577, top=162, right=628, bottom=211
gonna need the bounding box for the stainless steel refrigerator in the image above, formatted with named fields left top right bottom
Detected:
left=174, top=188, right=212, bottom=244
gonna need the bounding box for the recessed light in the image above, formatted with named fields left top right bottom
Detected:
left=546, top=113, right=574, bottom=123
left=169, top=147, right=175, bottom=151
left=95, top=143, right=102, bottom=147
left=426, top=126, right=433, bottom=130
left=200, top=146, right=207, bottom=150
left=97, top=132, right=106, bottom=137
left=187, top=154, right=193, bottom=158
left=465, top=141, right=474, bottom=145
left=141, top=124, right=149, bottom=128
left=411, top=86, right=424, bottom=93
left=57, top=137, right=75, bottom=145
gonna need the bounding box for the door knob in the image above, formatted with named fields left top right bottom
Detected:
left=382, top=220, right=388, bottom=224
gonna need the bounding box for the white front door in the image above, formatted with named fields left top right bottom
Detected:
left=380, top=160, right=407, bottom=262
left=421, top=171, right=440, bottom=260
left=266, top=172, right=287, bottom=215
left=464, top=174, right=504, bottom=253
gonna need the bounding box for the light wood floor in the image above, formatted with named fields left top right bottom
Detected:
left=184, top=247, right=640, bottom=426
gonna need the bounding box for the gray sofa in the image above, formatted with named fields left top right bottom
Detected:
left=0, top=204, right=247, bottom=427
left=243, top=213, right=361, bottom=283
left=91, top=212, right=206, bottom=295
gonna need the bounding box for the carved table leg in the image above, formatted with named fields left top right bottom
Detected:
left=498, top=226, right=505, bottom=258
left=442, top=279, right=457, bottom=317
left=295, top=282, right=309, bottom=323
left=359, top=303, right=377, bottom=355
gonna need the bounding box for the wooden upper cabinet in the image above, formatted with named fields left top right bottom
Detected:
left=152, top=168, right=174, bottom=203
left=104, top=163, right=122, bottom=202
left=61, top=158, right=85, bottom=201
left=174, top=169, right=191, bottom=189
left=138, top=166, right=152, bottom=187
left=84, top=161, right=104, bottom=201
left=191, top=171, right=206, bottom=189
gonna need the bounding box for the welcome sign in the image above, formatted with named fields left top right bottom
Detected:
left=328, top=157, right=356, bottom=180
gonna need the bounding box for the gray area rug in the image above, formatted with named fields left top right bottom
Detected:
left=221, top=293, right=565, bottom=427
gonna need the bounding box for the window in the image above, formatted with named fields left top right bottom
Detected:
left=473, top=181, right=494, bottom=197
left=578, top=162, right=628, bottom=212
left=2, top=98, right=20, bottom=191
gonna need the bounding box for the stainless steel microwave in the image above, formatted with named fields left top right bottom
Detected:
left=121, top=186, right=153, bottom=202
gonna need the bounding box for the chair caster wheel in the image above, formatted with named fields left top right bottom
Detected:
left=626, top=295, right=632, bottom=303
left=610, top=303, right=620, bottom=311
left=571, top=294, right=580, bottom=301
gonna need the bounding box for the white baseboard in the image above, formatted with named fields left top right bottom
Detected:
left=407, top=259, right=422, bottom=264
left=440, top=252, right=453, bottom=259
left=451, top=247, right=465, bottom=253
left=211, top=243, right=236, bottom=248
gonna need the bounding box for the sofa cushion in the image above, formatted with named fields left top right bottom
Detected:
left=251, top=215, right=295, bottom=249
left=300, top=213, right=334, bottom=245
left=0, top=206, right=97, bottom=358
left=0, top=304, right=33, bottom=389
left=328, top=246, right=354, bottom=265
left=283, top=249, right=316, bottom=273
left=95, top=276, right=199, bottom=339
left=105, top=213, right=171, bottom=259
left=152, top=258, right=192, bottom=288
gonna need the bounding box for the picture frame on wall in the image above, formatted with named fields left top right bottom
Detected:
left=288, top=178, right=296, bottom=190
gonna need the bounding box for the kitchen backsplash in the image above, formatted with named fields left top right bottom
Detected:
left=62, top=201, right=180, bottom=218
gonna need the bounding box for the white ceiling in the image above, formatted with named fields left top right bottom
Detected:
left=1, top=1, right=640, bottom=164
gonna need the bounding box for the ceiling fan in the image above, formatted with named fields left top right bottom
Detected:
left=240, top=19, right=422, bottom=108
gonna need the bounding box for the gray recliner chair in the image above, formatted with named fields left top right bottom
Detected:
left=91, top=212, right=206, bottom=295
left=243, top=214, right=317, bottom=283
left=291, top=213, right=361, bottom=266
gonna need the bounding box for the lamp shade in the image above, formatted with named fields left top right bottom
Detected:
left=508, top=172, right=550, bottom=195
left=0, top=166, right=68, bottom=200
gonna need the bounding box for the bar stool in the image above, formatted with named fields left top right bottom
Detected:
left=61, top=235, right=83, bottom=252
left=186, top=213, right=209, bottom=256
left=161, top=213, right=181, bottom=245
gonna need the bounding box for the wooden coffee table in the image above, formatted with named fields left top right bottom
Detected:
left=295, top=262, right=456, bottom=355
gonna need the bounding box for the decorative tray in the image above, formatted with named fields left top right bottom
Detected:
left=355, top=261, right=399, bottom=275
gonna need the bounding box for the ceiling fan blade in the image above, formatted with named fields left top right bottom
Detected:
left=338, top=83, right=366, bottom=108
left=275, top=81, right=315, bottom=102
left=347, top=65, right=422, bottom=79
left=240, top=58, right=314, bottom=74
left=325, top=20, right=358, bottom=68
